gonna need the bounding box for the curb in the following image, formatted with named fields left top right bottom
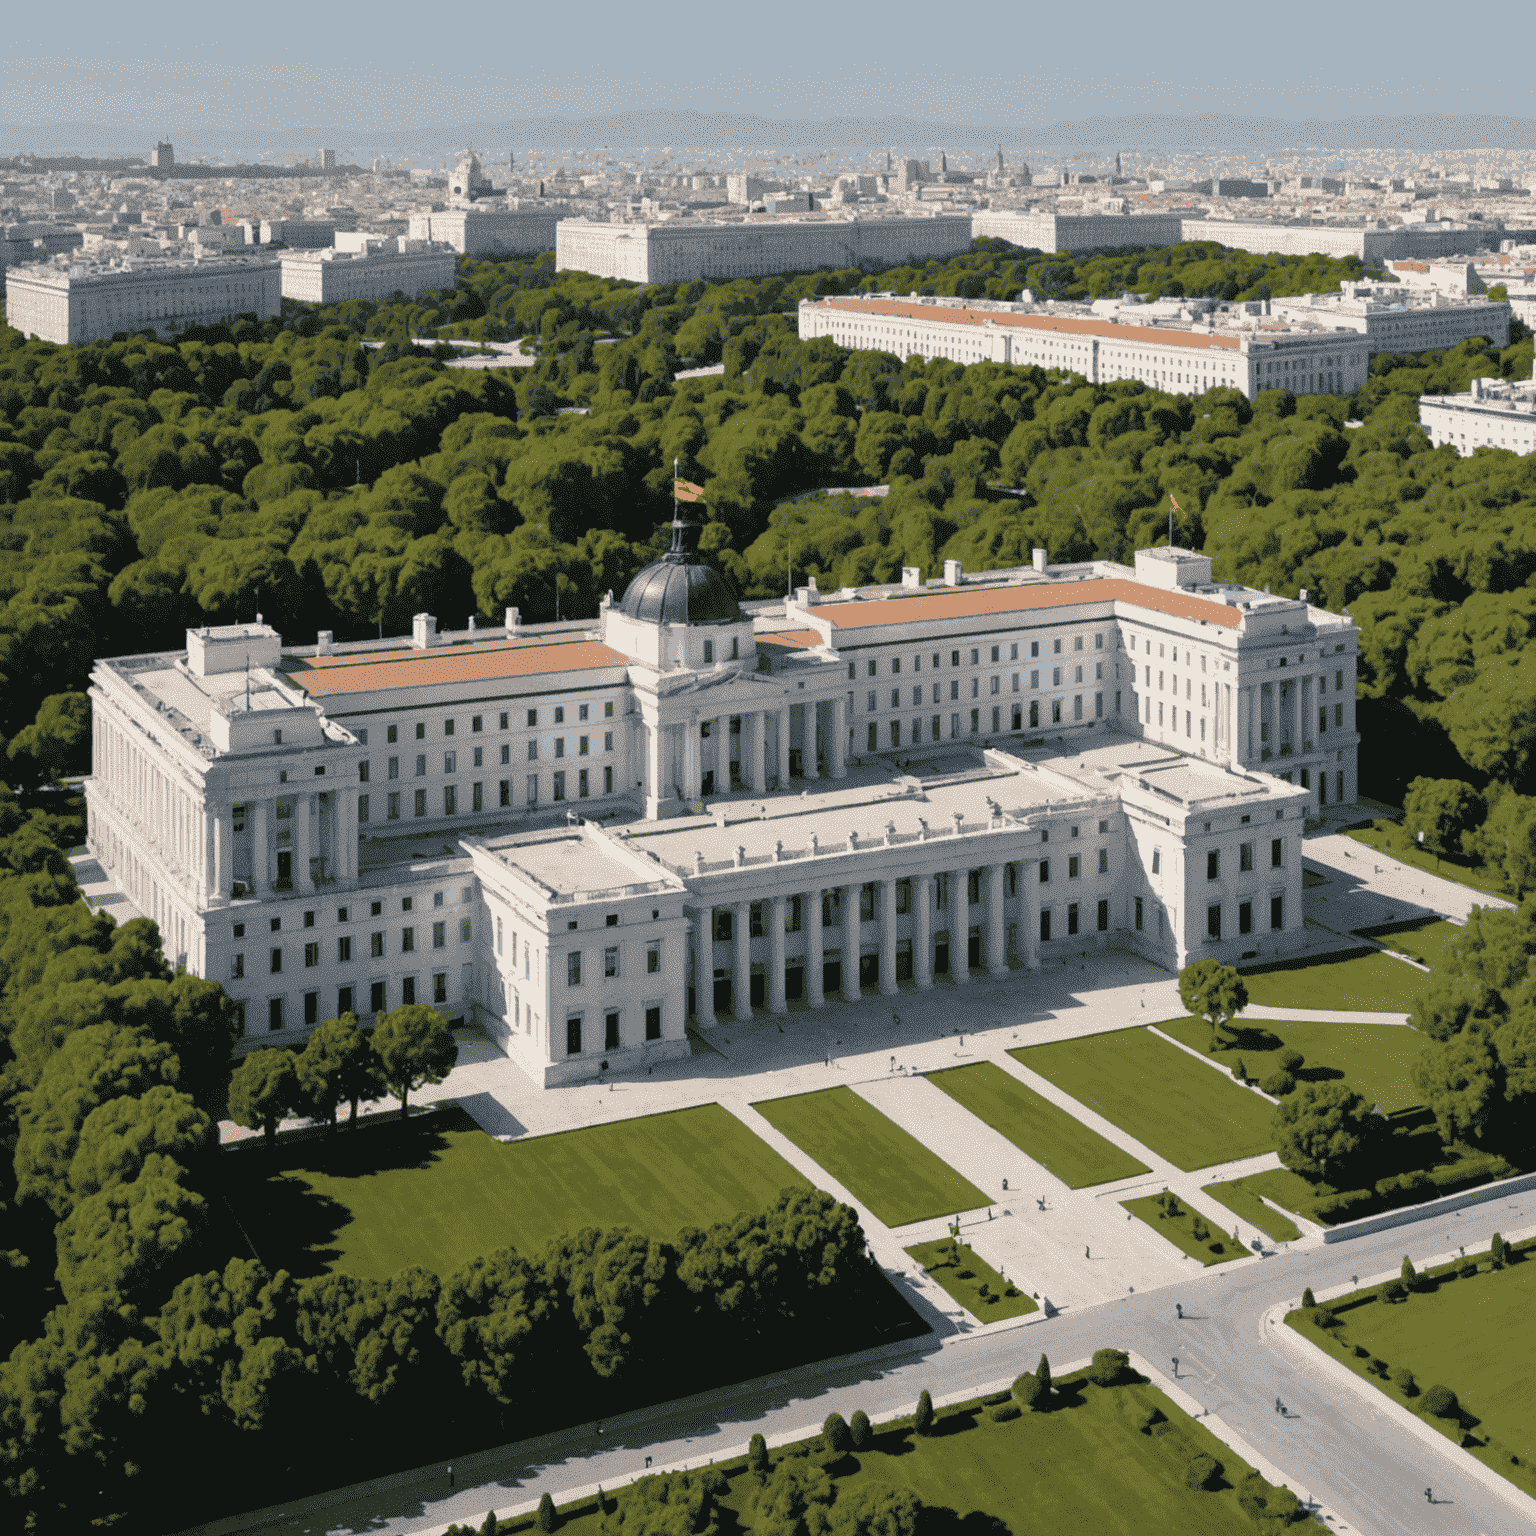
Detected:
left=1322, top=1169, right=1536, bottom=1243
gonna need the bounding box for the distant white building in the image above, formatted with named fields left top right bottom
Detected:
left=1268, top=282, right=1510, bottom=352
left=279, top=238, right=457, bottom=304
left=1419, top=369, right=1536, bottom=456
left=261, top=218, right=345, bottom=249
left=972, top=210, right=1185, bottom=252
left=410, top=204, right=570, bottom=256
left=5, top=254, right=281, bottom=345
left=556, top=214, right=974, bottom=283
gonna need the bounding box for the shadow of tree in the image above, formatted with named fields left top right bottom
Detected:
left=917, top=1508, right=1012, bottom=1536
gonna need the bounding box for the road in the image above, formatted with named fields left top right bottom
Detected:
left=202, top=1189, right=1536, bottom=1536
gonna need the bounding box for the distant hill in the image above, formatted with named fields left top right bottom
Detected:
left=1032, top=112, right=1536, bottom=149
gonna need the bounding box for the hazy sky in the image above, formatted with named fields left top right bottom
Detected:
left=5, top=0, right=1533, bottom=132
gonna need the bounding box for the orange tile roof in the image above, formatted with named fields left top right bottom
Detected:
left=811, top=578, right=1241, bottom=632
left=286, top=639, right=628, bottom=698
left=756, top=629, right=820, bottom=651
left=818, top=296, right=1242, bottom=353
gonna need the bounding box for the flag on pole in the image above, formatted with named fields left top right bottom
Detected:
left=673, top=479, right=705, bottom=502
left=1169, top=493, right=1182, bottom=513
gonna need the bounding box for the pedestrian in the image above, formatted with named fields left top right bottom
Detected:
left=893, top=1011, right=901, bottom=1028
left=988, top=1207, right=993, bottom=1220
left=1085, top=1245, right=1090, bottom=1260
left=448, top=1464, right=455, bottom=1488
left=890, top=1055, right=895, bottom=1072
left=1176, top=1302, right=1183, bottom=1319
left=1172, top=1357, right=1178, bottom=1376
left=1274, top=1397, right=1281, bottom=1415
left=1002, top=1178, right=1008, bottom=1191
left=1425, top=1489, right=1432, bottom=1504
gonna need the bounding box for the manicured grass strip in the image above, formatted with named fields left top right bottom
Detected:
left=1239, top=1167, right=1332, bottom=1222
left=1122, top=1194, right=1243, bottom=1268
left=1287, top=1241, right=1536, bottom=1499
left=521, top=1373, right=1311, bottom=1536
left=924, top=1061, right=1150, bottom=1188
left=1346, top=820, right=1510, bottom=901
left=751, top=1086, right=990, bottom=1228
left=906, top=1238, right=1038, bottom=1321
left=1157, top=1015, right=1426, bottom=1115
left=232, top=1104, right=806, bottom=1280
left=1010, top=1028, right=1275, bottom=1171
left=1201, top=1178, right=1303, bottom=1243
left=1237, top=946, right=1432, bottom=1012
left=1354, top=916, right=1463, bottom=971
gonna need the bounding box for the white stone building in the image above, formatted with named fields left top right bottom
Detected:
left=279, top=239, right=457, bottom=304
left=410, top=205, right=571, bottom=257
left=798, top=293, right=1370, bottom=400
left=1268, top=282, right=1509, bottom=352
left=260, top=219, right=344, bottom=249
left=555, top=214, right=975, bottom=284
left=1419, top=369, right=1536, bottom=455
left=971, top=210, right=1185, bottom=252
left=5, top=254, right=282, bottom=345
left=83, top=538, right=1355, bottom=1086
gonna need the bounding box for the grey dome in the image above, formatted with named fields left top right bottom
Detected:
left=619, top=555, right=743, bottom=625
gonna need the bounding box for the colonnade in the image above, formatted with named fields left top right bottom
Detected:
left=205, top=786, right=360, bottom=900
left=651, top=697, right=847, bottom=806
left=690, top=858, right=1040, bottom=1024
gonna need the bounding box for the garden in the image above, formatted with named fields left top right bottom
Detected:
left=905, top=1236, right=1037, bottom=1321
left=1234, top=947, right=1430, bottom=1012
left=1122, top=1191, right=1244, bottom=1267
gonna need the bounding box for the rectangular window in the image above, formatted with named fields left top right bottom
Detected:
left=1239, top=901, right=1253, bottom=935
left=500, top=744, right=511, bottom=765
left=337, top=986, right=353, bottom=1017
left=412, top=788, right=427, bottom=818
left=553, top=771, right=566, bottom=801
left=232, top=953, right=244, bottom=979
left=578, top=769, right=589, bottom=798
left=371, top=931, right=384, bottom=958
left=1271, top=894, right=1284, bottom=930
left=1271, top=838, right=1283, bottom=869
left=1067, top=902, right=1079, bottom=936
left=304, top=942, right=319, bottom=968
left=568, top=951, right=582, bottom=986
left=433, top=921, right=446, bottom=949
left=268, top=998, right=284, bottom=1032
left=443, top=786, right=456, bottom=816
left=338, top=935, right=352, bottom=963
left=499, top=779, right=510, bottom=807
left=605, top=1012, right=621, bottom=1051
left=388, top=756, right=399, bottom=779
left=527, top=775, right=538, bottom=807
left=415, top=754, right=427, bottom=777
left=1098, top=848, right=1108, bottom=874
left=1152, top=849, right=1161, bottom=875
left=402, top=927, right=415, bottom=953
left=1207, top=904, right=1222, bottom=940
left=605, top=946, right=619, bottom=978
left=1134, top=896, right=1143, bottom=931
left=567, top=1017, right=582, bottom=1055
left=358, top=760, right=370, bottom=783
left=555, top=739, right=565, bottom=758
left=388, top=725, right=398, bottom=744
left=1068, top=855, right=1079, bottom=879
left=357, top=793, right=370, bottom=824
left=970, top=708, right=979, bottom=733
left=432, top=971, right=448, bottom=1005
left=579, top=736, right=589, bottom=756
left=1207, top=850, right=1220, bottom=880
left=1040, top=909, right=1051, bottom=942
left=270, top=946, right=282, bottom=974
left=646, top=1006, right=661, bottom=1041
left=304, top=991, right=319, bottom=1027
left=1240, top=841, right=1254, bottom=872
left=647, top=940, right=660, bottom=974
left=472, top=781, right=483, bottom=812
left=1039, top=859, right=1050, bottom=883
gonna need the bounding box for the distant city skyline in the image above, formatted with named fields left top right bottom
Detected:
left=6, top=0, right=1534, bottom=140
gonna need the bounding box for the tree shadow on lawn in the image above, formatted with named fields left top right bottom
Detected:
left=917, top=1510, right=1012, bottom=1536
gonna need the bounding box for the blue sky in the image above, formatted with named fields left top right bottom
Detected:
left=4, top=0, right=1532, bottom=132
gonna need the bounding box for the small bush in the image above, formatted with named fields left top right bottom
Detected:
left=1004, top=1284, right=1019, bottom=1297
left=1278, top=1048, right=1304, bottom=1073
left=822, top=1413, right=852, bottom=1454
left=849, top=1410, right=872, bottom=1451
left=1395, top=1368, right=1417, bottom=1396
left=981, top=1391, right=1012, bottom=1407
left=537, top=1494, right=557, bottom=1534
left=1012, top=1371, right=1047, bottom=1411
left=1149, top=1418, right=1175, bottom=1437
left=1133, top=1403, right=1164, bottom=1433
left=1400, top=1255, right=1419, bottom=1290
left=989, top=1401, right=1022, bottom=1423
left=955, top=1268, right=975, bottom=1280
left=1422, top=1384, right=1459, bottom=1419
left=977, top=1282, right=990, bottom=1297
left=1382, top=1280, right=1406, bottom=1303
left=1232, top=1058, right=1246, bottom=1083
left=748, top=1433, right=769, bottom=1477
left=1183, top=1452, right=1220, bottom=1491
left=1301, top=1287, right=1316, bottom=1309
left=1191, top=1217, right=1210, bottom=1241
left=1491, top=1233, right=1506, bottom=1267
left=1260, top=1069, right=1296, bottom=1096
left=1457, top=1256, right=1477, bottom=1279
left=1368, top=1357, right=1389, bottom=1378
left=1312, top=1307, right=1338, bottom=1329
left=1354, top=1345, right=1370, bottom=1360
left=1088, top=1348, right=1132, bottom=1387
left=1207, top=1241, right=1225, bottom=1255
left=914, top=1389, right=934, bottom=1436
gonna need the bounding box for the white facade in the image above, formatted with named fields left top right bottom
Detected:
left=83, top=548, right=1357, bottom=1087
left=5, top=255, right=282, bottom=345
left=799, top=294, right=1370, bottom=401
left=556, top=215, right=975, bottom=284
left=1419, top=369, right=1536, bottom=455
left=279, top=240, right=457, bottom=304
left=1269, top=283, right=1509, bottom=352
left=972, top=210, right=1185, bottom=252
left=411, top=205, right=570, bottom=256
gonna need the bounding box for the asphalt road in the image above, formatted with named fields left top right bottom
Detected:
left=205, top=1189, right=1536, bottom=1536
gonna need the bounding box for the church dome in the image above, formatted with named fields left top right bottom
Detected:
left=619, top=554, right=743, bottom=625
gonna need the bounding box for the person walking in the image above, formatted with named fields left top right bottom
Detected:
left=1425, top=1489, right=1432, bottom=1504
left=1085, top=1245, right=1090, bottom=1259
left=893, top=1011, right=901, bottom=1028
left=1274, top=1397, right=1281, bottom=1415
left=1176, top=1302, right=1183, bottom=1319
left=447, top=1465, right=455, bottom=1489
left=1171, top=1357, right=1179, bottom=1377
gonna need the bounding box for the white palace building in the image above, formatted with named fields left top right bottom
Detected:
left=84, top=532, right=1358, bottom=1086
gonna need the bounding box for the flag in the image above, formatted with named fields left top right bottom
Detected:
left=1169, top=493, right=1182, bottom=512
left=673, top=479, right=705, bottom=502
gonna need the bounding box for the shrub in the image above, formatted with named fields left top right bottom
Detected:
left=1191, top=1217, right=1210, bottom=1241
left=849, top=1410, right=872, bottom=1451
left=537, top=1494, right=557, bottom=1534
left=914, top=1389, right=934, bottom=1436
left=482, top=1512, right=499, bottom=1536
left=1088, top=1348, right=1132, bottom=1387
left=1278, top=1048, right=1304, bottom=1073
left=748, top=1433, right=769, bottom=1478
left=822, top=1413, right=852, bottom=1454
left=1311, top=1307, right=1337, bottom=1329
left=1012, top=1371, right=1047, bottom=1411
left=1183, top=1452, right=1220, bottom=1491
left=1491, top=1233, right=1506, bottom=1267
left=988, top=1401, right=1021, bottom=1422
left=1301, top=1287, right=1316, bottom=1309
left=1400, top=1255, right=1419, bottom=1291
left=1208, top=1241, right=1225, bottom=1255
left=1394, top=1368, right=1417, bottom=1396
left=1132, top=1403, right=1164, bottom=1433
left=1232, top=1058, right=1246, bottom=1083
left=955, top=1268, right=975, bottom=1280
left=1422, top=1384, right=1459, bottom=1419
left=977, top=1282, right=990, bottom=1298
left=1036, top=1353, right=1052, bottom=1395
left=1260, top=1070, right=1297, bottom=1096
left=1457, top=1256, right=1477, bottom=1279
left=1382, top=1280, right=1406, bottom=1303
left=1368, top=1357, right=1389, bottom=1378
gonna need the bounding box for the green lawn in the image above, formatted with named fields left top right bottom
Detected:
left=1237, top=947, right=1431, bottom=1012
left=1354, top=917, right=1463, bottom=970
left=1288, top=1243, right=1536, bottom=1499
left=229, top=1104, right=807, bottom=1280
left=512, top=1373, right=1312, bottom=1536
left=1238, top=1167, right=1334, bottom=1222
left=924, top=1061, right=1150, bottom=1187
left=1123, top=1194, right=1243, bottom=1267
left=1157, top=1016, right=1426, bottom=1114
left=1200, top=1178, right=1303, bottom=1243
left=906, top=1237, right=1038, bottom=1321
left=751, top=1086, right=990, bottom=1227
left=1346, top=820, right=1510, bottom=901
left=1009, top=1029, right=1276, bottom=1171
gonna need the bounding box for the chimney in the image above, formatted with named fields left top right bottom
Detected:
left=316, top=630, right=333, bottom=655
left=411, top=613, right=439, bottom=649
left=504, top=606, right=520, bottom=634
left=901, top=566, right=921, bottom=589
left=944, top=558, right=963, bottom=586
left=1299, top=589, right=1309, bottom=604
left=1032, top=548, right=1048, bottom=572
left=467, top=615, right=476, bottom=632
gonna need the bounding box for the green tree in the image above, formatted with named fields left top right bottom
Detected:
left=436, top=1247, right=553, bottom=1402
left=542, top=1225, right=673, bottom=1378
left=1301, top=1287, right=1316, bottom=1308
left=1036, top=1352, right=1052, bottom=1395
left=848, top=1407, right=872, bottom=1450
left=913, top=1388, right=934, bottom=1435
left=67, top=1085, right=212, bottom=1202
left=1272, top=1081, right=1378, bottom=1183
left=1012, top=1370, right=1047, bottom=1411
left=5, top=692, right=92, bottom=787
left=295, top=1012, right=379, bottom=1130
left=54, top=1171, right=206, bottom=1301
left=822, top=1411, right=852, bottom=1454
left=1088, top=1348, right=1132, bottom=1386
left=1403, top=776, right=1485, bottom=861
left=1411, top=1029, right=1504, bottom=1145
left=227, top=1048, right=298, bottom=1149
left=1401, top=1255, right=1419, bottom=1291
left=1178, top=958, right=1249, bottom=1052
left=371, top=1004, right=458, bottom=1119
left=537, top=1493, right=557, bottom=1534
left=748, top=1432, right=770, bottom=1478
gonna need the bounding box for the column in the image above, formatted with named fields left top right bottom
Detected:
left=984, top=863, right=1008, bottom=977
left=694, top=908, right=716, bottom=1025
left=731, top=899, right=752, bottom=1020
left=684, top=720, right=701, bottom=802
left=830, top=696, right=848, bottom=779
left=715, top=714, right=729, bottom=794
left=948, top=864, right=968, bottom=984
left=841, top=881, right=861, bottom=1004
left=207, top=805, right=232, bottom=900
left=295, top=793, right=314, bottom=892
left=777, top=706, right=791, bottom=785
left=339, top=788, right=357, bottom=882
left=250, top=799, right=268, bottom=892
left=1023, top=857, right=1040, bottom=968
left=913, top=871, right=933, bottom=989
left=767, top=895, right=787, bottom=1015
left=806, top=888, right=825, bottom=1007
left=806, top=702, right=821, bottom=778
left=878, top=878, right=899, bottom=996
left=748, top=713, right=766, bottom=793
left=647, top=720, right=663, bottom=808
